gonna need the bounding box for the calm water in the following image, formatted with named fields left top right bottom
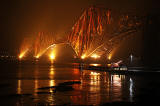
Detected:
left=1, top=63, right=160, bottom=105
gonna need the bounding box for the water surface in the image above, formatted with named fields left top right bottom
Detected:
left=0, top=63, right=160, bottom=105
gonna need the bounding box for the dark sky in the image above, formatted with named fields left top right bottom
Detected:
left=0, top=0, right=159, bottom=54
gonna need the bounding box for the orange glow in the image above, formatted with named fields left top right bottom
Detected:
left=49, top=48, right=56, bottom=62
left=49, top=65, right=55, bottom=79
left=35, top=55, right=40, bottom=59
left=73, top=68, right=79, bottom=75
left=68, top=7, right=111, bottom=58
left=90, top=72, right=100, bottom=76
left=50, top=80, right=55, bottom=86
left=19, top=53, right=24, bottom=59
left=50, top=53, right=55, bottom=60
left=34, top=80, right=38, bottom=96
left=50, top=69, right=54, bottom=75
left=34, top=32, right=55, bottom=59
left=81, top=55, right=86, bottom=59
left=35, top=44, right=56, bottom=60
left=50, top=55, right=55, bottom=60
left=49, top=80, right=55, bottom=93
left=50, top=65, right=54, bottom=77
left=91, top=54, right=100, bottom=59
left=19, top=37, right=33, bottom=59
left=107, top=64, right=111, bottom=67
left=108, top=54, right=112, bottom=60
left=47, top=45, right=56, bottom=64
left=19, top=49, right=28, bottom=59
left=17, top=80, right=21, bottom=94
left=90, top=64, right=101, bottom=67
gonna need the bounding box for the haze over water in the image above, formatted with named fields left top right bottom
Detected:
left=0, top=63, right=160, bottom=105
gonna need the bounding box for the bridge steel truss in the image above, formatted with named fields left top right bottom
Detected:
left=67, top=6, right=142, bottom=59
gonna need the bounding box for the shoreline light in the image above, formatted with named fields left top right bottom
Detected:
left=19, top=54, right=24, bottom=59
left=91, top=54, right=100, bottom=59
left=49, top=50, right=55, bottom=60
left=35, top=55, right=40, bottom=59
left=50, top=54, right=55, bottom=60
left=18, top=49, right=28, bottom=59
left=81, top=55, right=86, bottom=59
left=108, top=54, right=112, bottom=60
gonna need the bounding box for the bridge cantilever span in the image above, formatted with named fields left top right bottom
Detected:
left=19, top=6, right=143, bottom=61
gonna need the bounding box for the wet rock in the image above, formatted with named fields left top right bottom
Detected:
left=37, top=81, right=80, bottom=93
left=58, top=81, right=81, bottom=86
left=55, top=85, right=74, bottom=92
left=37, top=86, right=56, bottom=90
left=53, top=81, right=81, bottom=92
left=36, top=92, right=52, bottom=94
left=38, top=85, right=74, bottom=93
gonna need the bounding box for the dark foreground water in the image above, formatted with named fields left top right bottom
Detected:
left=0, top=63, right=160, bottom=105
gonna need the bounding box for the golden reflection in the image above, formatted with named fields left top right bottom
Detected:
left=47, top=96, right=54, bottom=105
left=90, top=72, right=100, bottom=76
left=81, top=70, right=128, bottom=104
left=34, top=80, right=38, bottom=96
left=50, top=70, right=54, bottom=75
left=49, top=65, right=55, bottom=79
left=50, top=80, right=55, bottom=86
left=17, top=80, right=21, bottom=94
left=73, top=68, right=79, bottom=75
left=34, top=65, right=39, bottom=96
left=90, top=71, right=101, bottom=92
left=90, top=54, right=100, bottom=59
left=89, top=64, right=101, bottom=67
left=49, top=80, right=55, bottom=93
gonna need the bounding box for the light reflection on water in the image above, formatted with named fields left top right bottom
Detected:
left=129, top=78, right=133, bottom=102
left=13, top=64, right=133, bottom=105
left=17, top=80, right=21, bottom=94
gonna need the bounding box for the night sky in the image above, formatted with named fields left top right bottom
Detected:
left=0, top=0, right=159, bottom=54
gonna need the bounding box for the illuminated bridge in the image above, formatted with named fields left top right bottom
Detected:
left=19, top=6, right=143, bottom=61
